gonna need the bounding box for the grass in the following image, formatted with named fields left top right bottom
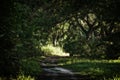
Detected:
left=0, top=75, right=35, bottom=80
left=41, top=44, right=69, bottom=56
left=1, top=56, right=120, bottom=80
left=57, top=57, right=120, bottom=79
left=105, top=76, right=120, bottom=80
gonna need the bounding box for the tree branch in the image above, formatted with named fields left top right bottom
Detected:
left=74, top=16, right=87, bottom=34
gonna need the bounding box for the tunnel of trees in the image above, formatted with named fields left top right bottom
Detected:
left=0, top=0, right=120, bottom=78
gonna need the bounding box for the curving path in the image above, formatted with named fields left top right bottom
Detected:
left=37, top=56, right=92, bottom=80
left=38, top=56, right=77, bottom=80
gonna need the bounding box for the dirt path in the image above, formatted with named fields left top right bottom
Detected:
left=38, top=56, right=92, bottom=80
left=39, top=56, right=77, bottom=80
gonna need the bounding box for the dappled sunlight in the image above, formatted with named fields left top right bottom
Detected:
left=41, top=44, right=69, bottom=56
left=59, top=58, right=120, bottom=77
left=77, top=67, right=104, bottom=75
left=0, top=75, right=35, bottom=80
left=58, top=58, right=120, bottom=66
left=88, top=67, right=104, bottom=75
left=16, top=75, right=35, bottom=80
left=1, top=0, right=120, bottom=80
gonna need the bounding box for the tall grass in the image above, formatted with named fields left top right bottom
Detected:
left=41, top=44, right=69, bottom=56
left=16, top=75, right=35, bottom=80
left=0, top=75, right=35, bottom=80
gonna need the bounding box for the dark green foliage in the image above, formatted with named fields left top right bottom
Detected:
left=0, top=0, right=20, bottom=76
left=20, top=58, right=42, bottom=76
left=105, top=32, right=120, bottom=59
left=64, top=40, right=82, bottom=56
left=63, top=38, right=106, bottom=59
left=0, top=0, right=120, bottom=78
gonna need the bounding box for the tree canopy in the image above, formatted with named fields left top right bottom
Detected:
left=0, top=0, right=120, bottom=77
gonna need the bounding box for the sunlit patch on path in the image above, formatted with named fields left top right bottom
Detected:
left=39, top=56, right=77, bottom=80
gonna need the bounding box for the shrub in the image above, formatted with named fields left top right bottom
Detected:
left=20, top=59, right=42, bottom=76
left=63, top=38, right=106, bottom=59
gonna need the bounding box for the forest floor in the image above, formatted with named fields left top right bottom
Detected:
left=39, top=56, right=94, bottom=80
left=39, top=56, right=77, bottom=80
left=38, top=56, right=120, bottom=80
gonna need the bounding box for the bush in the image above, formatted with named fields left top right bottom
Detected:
left=63, top=41, right=82, bottom=56
left=41, top=44, right=69, bottom=56
left=20, top=58, right=42, bottom=76
left=63, top=38, right=106, bottom=59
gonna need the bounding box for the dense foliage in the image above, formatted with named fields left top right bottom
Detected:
left=0, top=0, right=120, bottom=78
